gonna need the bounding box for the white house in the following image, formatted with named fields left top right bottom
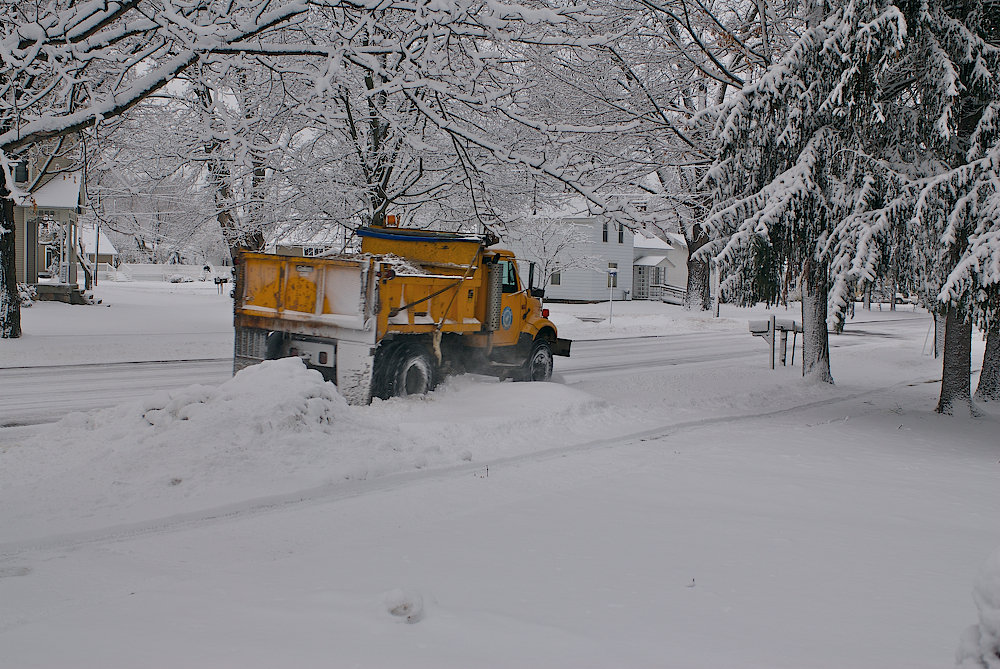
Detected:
left=270, top=220, right=347, bottom=257
left=632, top=229, right=688, bottom=301
left=503, top=198, right=635, bottom=302
left=502, top=191, right=698, bottom=303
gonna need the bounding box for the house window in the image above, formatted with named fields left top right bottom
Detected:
left=618, top=224, right=624, bottom=244
left=550, top=272, right=561, bottom=286
left=303, top=247, right=320, bottom=257
left=602, top=222, right=608, bottom=243
left=608, top=262, right=618, bottom=288
left=14, top=161, right=28, bottom=183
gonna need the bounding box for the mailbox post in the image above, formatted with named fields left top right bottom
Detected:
left=749, top=315, right=776, bottom=369
left=749, top=315, right=802, bottom=369
left=608, top=268, right=617, bottom=325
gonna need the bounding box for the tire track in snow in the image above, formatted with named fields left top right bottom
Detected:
left=0, top=359, right=232, bottom=427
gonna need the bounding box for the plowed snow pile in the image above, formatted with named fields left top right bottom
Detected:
left=0, top=358, right=622, bottom=542
left=958, top=548, right=1000, bottom=668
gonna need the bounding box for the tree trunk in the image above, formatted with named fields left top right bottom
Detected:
left=800, top=258, right=833, bottom=383
left=934, top=310, right=947, bottom=359
left=1, top=176, right=22, bottom=339
left=937, top=304, right=976, bottom=415
left=195, top=82, right=266, bottom=264
left=975, top=318, right=1000, bottom=402
left=684, top=224, right=711, bottom=311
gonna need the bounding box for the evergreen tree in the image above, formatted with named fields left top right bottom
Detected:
left=705, top=0, right=906, bottom=382
left=833, top=0, right=1000, bottom=414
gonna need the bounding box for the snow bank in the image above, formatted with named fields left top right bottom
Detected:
left=0, top=358, right=622, bottom=543
left=957, top=548, right=1000, bottom=668
left=0, top=359, right=358, bottom=527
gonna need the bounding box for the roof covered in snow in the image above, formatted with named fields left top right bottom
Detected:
left=633, top=230, right=674, bottom=251
left=271, top=221, right=345, bottom=248
left=80, top=224, right=118, bottom=256
left=665, top=232, right=687, bottom=249
left=526, top=195, right=596, bottom=220
left=14, top=171, right=83, bottom=210
left=634, top=254, right=675, bottom=267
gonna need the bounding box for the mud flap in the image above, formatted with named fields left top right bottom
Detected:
left=234, top=326, right=268, bottom=374
left=552, top=338, right=572, bottom=357
left=336, top=341, right=375, bottom=405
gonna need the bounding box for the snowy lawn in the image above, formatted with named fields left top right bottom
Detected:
left=1, top=281, right=998, bottom=668
left=2, top=280, right=233, bottom=367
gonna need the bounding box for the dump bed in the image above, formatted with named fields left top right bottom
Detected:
left=233, top=252, right=381, bottom=404
left=235, top=251, right=488, bottom=340
left=235, top=252, right=377, bottom=338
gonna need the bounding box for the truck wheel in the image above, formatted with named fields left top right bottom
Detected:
left=372, top=342, right=404, bottom=400
left=523, top=338, right=553, bottom=382
left=393, top=345, right=437, bottom=397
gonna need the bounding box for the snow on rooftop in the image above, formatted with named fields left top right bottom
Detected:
left=665, top=232, right=687, bottom=249
left=271, top=221, right=345, bottom=247
left=80, top=224, right=118, bottom=255
left=633, top=254, right=675, bottom=267
left=633, top=230, right=673, bottom=250
left=14, top=171, right=83, bottom=209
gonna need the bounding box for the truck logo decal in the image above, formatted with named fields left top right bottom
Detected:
left=501, top=306, right=513, bottom=330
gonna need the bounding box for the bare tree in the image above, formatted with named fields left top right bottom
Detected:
left=505, top=213, right=604, bottom=297
left=0, top=0, right=621, bottom=338
left=0, top=0, right=312, bottom=337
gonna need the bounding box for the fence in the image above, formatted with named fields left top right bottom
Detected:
left=112, top=263, right=225, bottom=282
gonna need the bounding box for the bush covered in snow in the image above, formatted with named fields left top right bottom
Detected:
left=17, top=283, right=36, bottom=307
left=957, top=548, right=1000, bottom=668
left=168, top=274, right=194, bottom=283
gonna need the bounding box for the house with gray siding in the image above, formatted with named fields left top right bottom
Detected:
left=503, top=200, right=636, bottom=302
left=13, top=166, right=85, bottom=299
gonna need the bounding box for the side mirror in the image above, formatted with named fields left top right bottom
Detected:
left=530, top=287, right=545, bottom=299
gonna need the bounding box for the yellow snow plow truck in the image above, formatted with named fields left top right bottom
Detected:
left=232, top=224, right=572, bottom=404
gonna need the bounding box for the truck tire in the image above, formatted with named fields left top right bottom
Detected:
left=522, top=338, right=553, bottom=382
left=372, top=342, right=404, bottom=400
left=392, top=345, right=437, bottom=397
left=372, top=341, right=437, bottom=399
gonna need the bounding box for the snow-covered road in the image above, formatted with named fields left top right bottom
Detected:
left=0, top=317, right=918, bottom=427
left=2, top=284, right=994, bottom=669
left=0, top=359, right=232, bottom=427
left=1, top=331, right=760, bottom=426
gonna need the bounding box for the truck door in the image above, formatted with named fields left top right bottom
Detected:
left=494, top=259, right=527, bottom=347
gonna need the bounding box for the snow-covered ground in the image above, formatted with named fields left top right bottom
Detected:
left=1, top=281, right=998, bottom=668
